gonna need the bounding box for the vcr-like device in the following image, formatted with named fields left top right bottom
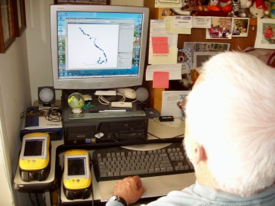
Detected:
left=62, top=90, right=148, bottom=145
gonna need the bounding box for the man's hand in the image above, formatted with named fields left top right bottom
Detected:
left=113, top=176, right=145, bottom=204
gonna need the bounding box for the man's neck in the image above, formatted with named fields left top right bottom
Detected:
left=195, top=163, right=220, bottom=191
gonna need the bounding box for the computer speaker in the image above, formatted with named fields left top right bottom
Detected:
left=38, top=86, right=55, bottom=106
left=136, top=87, right=149, bottom=102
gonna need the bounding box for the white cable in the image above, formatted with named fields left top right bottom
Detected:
left=97, top=93, right=126, bottom=106
left=97, top=96, right=110, bottom=105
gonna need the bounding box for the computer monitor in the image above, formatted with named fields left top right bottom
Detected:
left=50, top=5, right=149, bottom=90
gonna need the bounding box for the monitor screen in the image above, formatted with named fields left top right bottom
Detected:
left=68, top=157, right=86, bottom=176
left=50, top=5, right=149, bottom=90
left=24, top=139, right=44, bottom=156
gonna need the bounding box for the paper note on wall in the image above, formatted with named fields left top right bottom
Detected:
left=153, top=72, right=169, bottom=89
left=149, top=47, right=178, bottom=65
left=155, top=0, right=182, bottom=8
left=165, top=16, right=192, bottom=34
left=152, top=37, right=169, bottom=54
left=192, top=16, right=211, bottom=28
left=161, top=91, right=190, bottom=118
left=146, top=63, right=182, bottom=81
left=149, top=20, right=178, bottom=65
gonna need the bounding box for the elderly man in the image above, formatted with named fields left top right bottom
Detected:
left=106, top=52, right=275, bottom=206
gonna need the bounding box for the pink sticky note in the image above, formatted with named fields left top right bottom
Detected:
left=152, top=37, right=169, bottom=54
left=153, top=72, right=169, bottom=89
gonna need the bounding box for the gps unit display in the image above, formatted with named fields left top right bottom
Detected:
left=19, top=133, right=51, bottom=182
left=68, top=158, right=85, bottom=176
left=63, top=149, right=92, bottom=200
left=24, top=139, right=44, bottom=156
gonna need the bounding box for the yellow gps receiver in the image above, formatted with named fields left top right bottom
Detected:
left=19, top=133, right=51, bottom=182
left=63, top=149, right=92, bottom=200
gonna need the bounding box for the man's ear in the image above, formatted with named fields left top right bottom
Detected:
left=191, top=142, right=207, bottom=165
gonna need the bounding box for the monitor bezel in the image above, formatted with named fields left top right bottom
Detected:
left=50, top=5, right=149, bottom=90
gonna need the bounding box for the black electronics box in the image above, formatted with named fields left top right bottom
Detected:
left=62, top=90, right=148, bottom=145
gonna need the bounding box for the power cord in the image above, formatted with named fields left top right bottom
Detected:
left=28, top=193, right=38, bottom=206
left=20, top=108, right=48, bottom=119
left=20, top=105, right=62, bottom=122
left=45, top=106, right=62, bottom=122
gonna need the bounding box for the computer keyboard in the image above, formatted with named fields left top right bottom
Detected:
left=92, top=143, right=194, bottom=182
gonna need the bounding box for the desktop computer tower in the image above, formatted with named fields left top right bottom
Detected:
left=61, top=90, right=148, bottom=145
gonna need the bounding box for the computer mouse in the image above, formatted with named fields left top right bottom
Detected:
left=117, top=88, right=137, bottom=99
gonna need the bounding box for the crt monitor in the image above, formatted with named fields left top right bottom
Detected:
left=50, top=5, right=149, bottom=90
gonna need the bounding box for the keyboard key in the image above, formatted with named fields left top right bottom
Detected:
left=121, top=169, right=148, bottom=176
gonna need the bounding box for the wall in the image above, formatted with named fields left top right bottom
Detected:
left=0, top=31, right=32, bottom=205
left=26, top=0, right=62, bottom=103
left=0, top=1, right=59, bottom=204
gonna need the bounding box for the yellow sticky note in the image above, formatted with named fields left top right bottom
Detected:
left=150, top=47, right=178, bottom=65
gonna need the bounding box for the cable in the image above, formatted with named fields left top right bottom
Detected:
left=90, top=165, right=95, bottom=206
left=45, top=105, right=62, bottom=122
left=20, top=108, right=48, bottom=119
left=28, top=193, right=37, bottom=206
left=35, top=193, right=40, bottom=206
left=20, top=106, right=62, bottom=122
left=43, top=194, right=46, bottom=206
left=147, top=132, right=184, bottom=140
left=111, top=133, right=120, bottom=143
left=97, top=93, right=126, bottom=106
left=97, top=95, right=111, bottom=105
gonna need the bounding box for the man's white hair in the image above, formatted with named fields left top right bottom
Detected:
left=185, top=52, right=275, bottom=196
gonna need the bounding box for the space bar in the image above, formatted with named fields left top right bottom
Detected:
left=121, top=169, right=148, bottom=176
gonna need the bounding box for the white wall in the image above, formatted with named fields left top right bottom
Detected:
left=0, top=1, right=61, bottom=205
left=0, top=32, right=32, bottom=205
left=26, top=0, right=62, bottom=102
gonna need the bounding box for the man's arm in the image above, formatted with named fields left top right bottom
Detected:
left=106, top=176, right=145, bottom=206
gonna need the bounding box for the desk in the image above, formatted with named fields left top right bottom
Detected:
left=14, top=119, right=196, bottom=206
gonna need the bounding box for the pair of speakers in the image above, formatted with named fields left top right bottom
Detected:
left=38, top=86, right=149, bottom=105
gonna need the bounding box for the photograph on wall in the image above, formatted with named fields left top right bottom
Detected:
left=178, top=48, right=192, bottom=74
left=184, top=42, right=230, bottom=53
left=232, top=18, right=250, bottom=37
left=193, top=52, right=219, bottom=69
left=255, top=18, right=275, bottom=49
left=206, top=17, right=232, bottom=39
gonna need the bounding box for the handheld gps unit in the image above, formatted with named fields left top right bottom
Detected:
left=19, top=133, right=51, bottom=182
left=63, top=149, right=92, bottom=200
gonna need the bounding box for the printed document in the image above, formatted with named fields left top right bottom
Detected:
left=149, top=20, right=178, bottom=65
left=161, top=91, right=190, bottom=118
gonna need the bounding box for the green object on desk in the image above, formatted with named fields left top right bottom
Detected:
left=82, top=102, right=96, bottom=110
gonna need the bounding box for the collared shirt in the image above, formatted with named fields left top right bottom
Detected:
left=106, top=182, right=275, bottom=206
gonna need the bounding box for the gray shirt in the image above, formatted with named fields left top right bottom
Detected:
left=106, top=182, right=275, bottom=206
